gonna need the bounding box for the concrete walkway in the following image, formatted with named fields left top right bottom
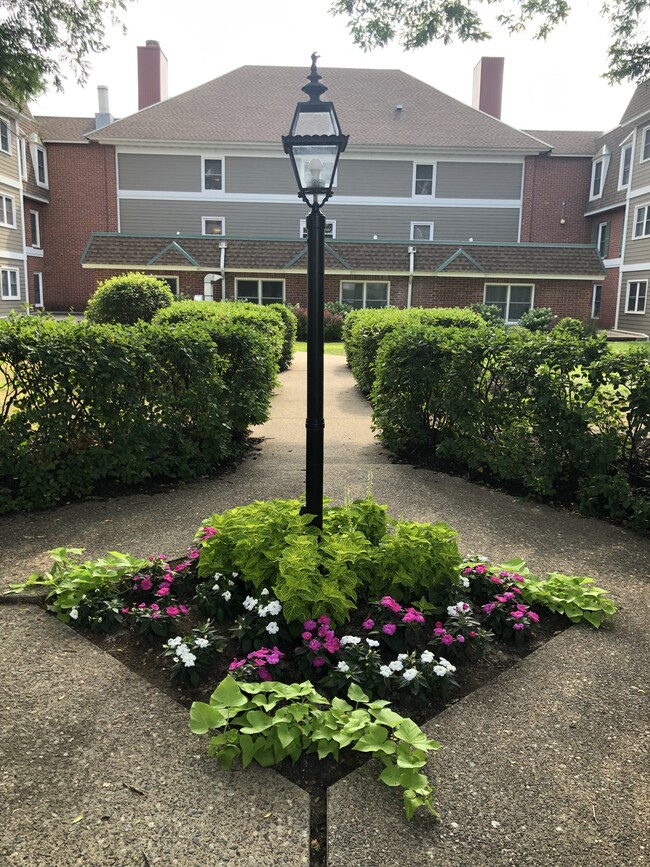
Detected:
left=1, top=351, right=648, bottom=866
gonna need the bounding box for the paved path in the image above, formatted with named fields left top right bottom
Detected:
left=1, top=352, right=648, bottom=866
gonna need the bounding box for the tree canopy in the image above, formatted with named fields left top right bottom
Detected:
left=331, top=1, right=650, bottom=84
left=0, top=0, right=129, bottom=107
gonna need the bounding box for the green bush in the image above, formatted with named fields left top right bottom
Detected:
left=466, top=302, right=505, bottom=328
left=85, top=273, right=174, bottom=324
left=518, top=307, right=556, bottom=332
left=292, top=305, right=346, bottom=342
left=0, top=315, right=278, bottom=513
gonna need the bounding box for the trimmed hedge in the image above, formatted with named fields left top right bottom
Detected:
left=153, top=300, right=296, bottom=371
left=85, top=273, right=175, bottom=324
left=292, top=305, right=346, bottom=342
left=0, top=316, right=278, bottom=514
left=343, top=307, right=484, bottom=395
left=370, top=321, right=650, bottom=533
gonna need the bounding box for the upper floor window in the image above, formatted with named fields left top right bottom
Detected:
left=33, top=272, right=43, bottom=307
left=341, top=280, right=389, bottom=309
left=592, top=284, right=602, bottom=319
left=484, top=283, right=534, bottom=324
left=0, top=194, right=15, bottom=228
left=1, top=268, right=19, bottom=300
left=300, top=219, right=335, bottom=239
left=203, top=158, right=223, bottom=191
left=0, top=118, right=10, bottom=154
left=633, top=203, right=650, bottom=239
left=235, top=278, right=284, bottom=305
left=30, top=211, right=40, bottom=247
left=35, top=146, right=48, bottom=185
left=625, top=280, right=647, bottom=314
left=411, top=222, right=434, bottom=241
left=596, top=221, right=610, bottom=258
left=202, top=217, right=225, bottom=236
left=642, top=126, right=650, bottom=162
left=414, top=164, right=434, bottom=196
left=590, top=158, right=605, bottom=199
left=18, top=138, right=26, bottom=179
left=619, top=143, right=632, bottom=188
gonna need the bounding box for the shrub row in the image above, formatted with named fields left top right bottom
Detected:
left=0, top=315, right=279, bottom=514
left=368, top=319, right=649, bottom=533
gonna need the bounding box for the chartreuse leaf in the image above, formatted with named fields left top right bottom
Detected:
left=239, top=710, right=274, bottom=734
left=210, top=675, right=249, bottom=709
left=394, top=719, right=430, bottom=749
left=189, top=702, right=226, bottom=734
left=379, top=764, right=403, bottom=787
left=354, top=724, right=396, bottom=754
left=347, top=683, right=370, bottom=703
left=396, top=743, right=427, bottom=769
left=239, top=734, right=256, bottom=769
left=371, top=707, right=404, bottom=728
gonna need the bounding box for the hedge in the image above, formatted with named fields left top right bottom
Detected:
left=0, top=316, right=278, bottom=514
left=153, top=300, right=296, bottom=371
left=85, top=272, right=175, bottom=324
left=370, top=321, right=650, bottom=533
left=342, top=307, right=485, bottom=395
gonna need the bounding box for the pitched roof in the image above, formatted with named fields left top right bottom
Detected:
left=524, top=130, right=600, bottom=156
left=87, top=65, right=548, bottom=152
left=34, top=116, right=95, bottom=142
left=620, top=81, right=650, bottom=124
left=81, top=233, right=604, bottom=279
left=584, top=119, right=637, bottom=214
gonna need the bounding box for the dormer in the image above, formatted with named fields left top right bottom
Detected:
left=28, top=131, right=48, bottom=189
left=589, top=144, right=610, bottom=201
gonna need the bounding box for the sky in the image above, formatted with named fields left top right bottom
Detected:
left=31, top=0, right=643, bottom=135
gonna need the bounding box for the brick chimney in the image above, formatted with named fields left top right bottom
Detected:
left=137, top=40, right=168, bottom=111
left=472, top=57, right=504, bottom=119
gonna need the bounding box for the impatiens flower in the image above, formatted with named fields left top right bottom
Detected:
left=137, top=602, right=146, bottom=609
left=151, top=603, right=159, bottom=611
left=456, top=635, right=465, bottom=643
left=166, top=606, right=180, bottom=617
left=366, top=638, right=380, bottom=647
left=228, top=658, right=247, bottom=670
left=403, top=668, right=419, bottom=681
left=266, top=621, right=279, bottom=634
left=513, top=622, right=525, bottom=631
left=188, top=548, right=200, bottom=560
left=312, top=656, right=327, bottom=667
left=510, top=610, right=525, bottom=619
left=474, top=564, right=487, bottom=573
left=260, top=588, right=269, bottom=596
left=528, top=611, right=540, bottom=623
left=388, top=659, right=403, bottom=672
left=336, top=661, right=350, bottom=673
left=156, top=585, right=170, bottom=597
left=318, top=615, right=330, bottom=626
left=433, top=626, right=446, bottom=635
left=179, top=605, right=189, bottom=614
left=69, top=609, right=79, bottom=620
left=512, top=574, right=525, bottom=583
left=194, top=638, right=209, bottom=649
left=403, top=607, right=425, bottom=624
left=340, top=635, right=361, bottom=646
left=433, top=665, right=448, bottom=677
left=302, top=632, right=313, bottom=641
left=490, top=576, right=504, bottom=584
left=243, top=596, right=258, bottom=611
left=460, top=576, right=470, bottom=588
left=380, top=596, right=402, bottom=613
left=222, top=590, right=232, bottom=602
left=324, top=638, right=340, bottom=653
left=121, top=607, right=130, bottom=614
left=397, top=654, right=408, bottom=661
left=362, top=619, right=374, bottom=630
left=151, top=612, right=160, bottom=619
left=439, top=656, right=456, bottom=672
left=182, top=652, right=197, bottom=667
left=140, top=577, right=153, bottom=591
left=470, top=631, right=477, bottom=638
left=441, top=634, right=454, bottom=646
left=168, top=636, right=183, bottom=648
left=304, top=620, right=317, bottom=631
left=266, top=600, right=282, bottom=617
left=258, top=668, right=272, bottom=681
left=308, top=639, right=321, bottom=651
left=421, top=650, right=434, bottom=664
left=482, top=603, right=497, bottom=615
left=379, top=665, right=393, bottom=677
left=382, top=623, right=397, bottom=635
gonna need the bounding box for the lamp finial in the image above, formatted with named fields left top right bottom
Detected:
left=303, top=53, right=327, bottom=103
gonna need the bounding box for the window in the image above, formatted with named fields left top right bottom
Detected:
left=159, top=276, right=179, bottom=295
left=30, top=211, right=40, bottom=248
left=202, top=217, right=224, bottom=236
left=484, top=284, right=534, bottom=323
left=590, top=158, right=605, bottom=199
left=235, top=279, right=284, bottom=305
left=633, top=204, right=650, bottom=239
left=1, top=268, right=19, bottom=300
left=625, top=280, right=647, bottom=314
left=596, top=221, right=610, bottom=258
left=619, top=143, right=632, bottom=188
left=35, top=146, right=47, bottom=186
left=642, top=126, right=650, bottom=162
left=340, top=280, right=389, bottom=309
left=410, top=222, right=434, bottom=241
left=0, top=194, right=15, bottom=227
left=33, top=272, right=43, bottom=307
left=203, top=158, right=222, bottom=191
left=414, top=164, right=434, bottom=196
left=591, top=284, right=602, bottom=319
left=300, top=219, right=335, bottom=239
left=0, top=117, right=10, bottom=154
left=18, top=138, right=26, bottom=179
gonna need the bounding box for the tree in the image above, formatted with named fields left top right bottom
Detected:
left=0, top=0, right=129, bottom=107
left=331, top=1, right=650, bottom=84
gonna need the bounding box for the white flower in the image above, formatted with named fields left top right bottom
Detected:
left=340, top=635, right=361, bottom=646
left=366, top=638, right=380, bottom=647
left=460, top=576, right=470, bottom=588
left=403, top=668, right=419, bottom=681
left=212, top=583, right=221, bottom=591
left=447, top=602, right=470, bottom=617
left=232, top=572, right=239, bottom=578
left=397, top=653, right=408, bottom=661
left=265, top=600, right=282, bottom=616
left=177, top=643, right=192, bottom=658
left=242, top=596, right=258, bottom=611
left=222, top=590, right=232, bottom=602
left=336, top=661, right=350, bottom=672
left=182, top=652, right=197, bottom=668
left=213, top=572, right=223, bottom=580
left=433, top=665, right=448, bottom=677
left=389, top=659, right=403, bottom=672
left=168, top=636, right=183, bottom=648
left=266, top=621, right=279, bottom=634
left=69, top=608, right=79, bottom=620
left=379, top=665, right=393, bottom=677
left=438, top=657, right=457, bottom=673
left=257, top=604, right=269, bottom=617
left=260, top=588, right=269, bottom=596
left=420, top=650, right=434, bottom=664
left=194, top=638, right=209, bottom=649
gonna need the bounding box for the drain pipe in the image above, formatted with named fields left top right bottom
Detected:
left=219, top=241, right=227, bottom=301
left=407, top=246, right=416, bottom=308
left=203, top=273, right=221, bottom=301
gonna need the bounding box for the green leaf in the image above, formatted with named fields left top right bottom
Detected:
left=379, top=763, right=403, bottom=787
left=239, top=710, right=274, bottom=734
left=582, top=610, right=602, bottom=627
left=331, top=697, right=353, bottom=712
left=371, top=707, right=404, bottom=728
left=347, top=683, right=370, bottom=703
left=216, top=744, right=241, bottom=770
left=239, top=733, right=256, bottom=768
left=396, top=744, right=426, bottom=769
left=189, top=701, right=226, bottom=734
left=210, top=675, right=249, bottom=709
left=394, top=718, right=430, bottom=749
left=354, top=724, right=396, bottom=754
left=399, top=770, right=429, bottom=791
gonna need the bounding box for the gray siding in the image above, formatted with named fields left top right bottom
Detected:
left=618, top=269, right=650, bottom=334
left=336, top=159, right=412, bottom=197
left=436, top=162, right=522, bottom=199
left=0, top=255, right=23, bottom=316
left=0, top=114, right=17, bottom=179
left=0, top=183, right=23, bottom=255
left=225, top=157, right=295, bottom=194
left=120, top=198, right=520, bottom=243
left=624, top=195, right=650, bottom=264
left=118, top=153, right=201, bottom=192
left=632, top=124, right=650, bottom=191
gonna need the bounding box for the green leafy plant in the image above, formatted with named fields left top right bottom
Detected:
left=164, top=622, right=226, bottom=686
left=520, top=573, right=616, bottom=627
left=190, top=676, right=441, bottom=820
left=85, top=273, right=175, bottom=324
left=518, top=307, right=556, bottom=332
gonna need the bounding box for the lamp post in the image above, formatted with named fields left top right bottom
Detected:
left=283, top=54, right=348, bottom=530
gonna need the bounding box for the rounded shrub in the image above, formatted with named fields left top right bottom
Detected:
left=85, top=273, right=175, bottom=324
left=518, top=307, right=556, bottom=332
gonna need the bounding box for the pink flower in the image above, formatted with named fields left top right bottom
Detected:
left=151, top=612, right=160, bottom=619
left=362, top=619, right=374, bottom=630
left=513, top=622, right=525, bottom=631
left=308, top=639, right=321, bottom=652
left=528, top=611, right=540, bottom=623
left=312, top=656, right=327, bottom=667
left=470, top=631, right=477, bottom=638
left=137, top=602, right=146, bottom=609
left=140, top=577, right=153, bottom=591
left=475, top=564, right=487, bottom=574
left=132, top=575, right=140, bottom=582
left=441, top=634, right=454, bottom=645
left=318, top=625, right=330, bottom=638
left=433, top=627, right=446, bottom=635
left=499, top=571, right=510, bottom=578
left=380, top=596, right=402, bottom=613
left=456, top=635, right=465, bottom=643
left=317, top=615, right=330, bottom=626
left=150, top=603, right=159, bottom=611
left=156, top=585, right=170, bottom=597
left=121, top=607, right=130, bottom=614
left=462, top=567, right=472, bottom=576
left=435, top=621, right=443, bottom=628
left=489, top=576, right=504, bottom=584
left=258, top=668, right=272, bottom=681
left=304, top=620, right=317, bottom=631
left=179, top=605, right=189, bottom=614
left=482, top=603, right=497, bottom=615
left=402, top=607, right=425, bottom=624
left=166, top=606, right=180, bottom=617
left=302, top=631, right=313, bottom=641
left=200, top=527, right=217, bottom=538
left=513, top=587, right=522, bottom=595
left=188, top=548, right=200, bottom=560
left=324, top=638, right=340, bottom=653
left=382, top=623, right=397, bottom=635
left=229, top=658, right=246, bottom=670
left=510, top=610, right=525, bottom=620
left=512, top=574, right=525, bottom=583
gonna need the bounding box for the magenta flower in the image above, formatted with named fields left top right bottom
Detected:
left=229, top=658, right=246, bottom=670
left=475, top=564, right=487, bottom=574
left=513, top=573, right=525, bottom=583
left=513, top=587, right=522, bottom=595
left=166, top=606, right=180, bottom=617
left=433, top=626, right=446, bottom=635
left=382, top=623, right=397, bottom=635
left=140, top=577, right=153, bottom=591
left=362, top=618, right=374, bottom=630
left=324, top=638, right=340, bottom=653
left=402, top=607, right=425, bottom=624
left=510, top=610, right=525, bottom=619
left=258, top=668, right=272, bottom=681
left=317, top=615, right=330, bottom=626
left=462, top=567, right=472, bottom=576
left=150, top=603, right=159, bottom=611
left=470, top=630, right=477, bottom=637
left=304, top=620, right=317, bottom=631
left=151, top=612, right=160, bottom=619
left=317, top=625, right=330, bottom=638
left=156, top=585, right=170, bottom=597
left=179, top=604, right=189, bottom=614
left=200, top=527, right=217, bottom=538
left=456, top=635, right=465, bottom=643
left=528, top=611, right=540, bottom=623
left=513, top=622, right=525, bottom=631
left=489, top=576, right=504, bottom=584
left=137, top=602, right=146, bottom=609
left=121, top=607, right=130, bottom=614
left=441, top=634, right=454, bottom=645
left=302, top=631, right=313, bottom=641
left=482, top=603, right=497, bottom=615
left=308, top=639, right=321, bottom=652
left=499, top=571, right=510, bottom=578
left=380, top=596, right=402, bottom=613
left=312, top=656, right=327, bottom=667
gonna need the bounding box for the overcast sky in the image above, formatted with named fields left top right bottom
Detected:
left=32, top=0, right=641, bottom=135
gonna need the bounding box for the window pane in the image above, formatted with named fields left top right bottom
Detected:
left=592, top=284, right=602, bottom=318
left=37, top=149, right=46, bottom=183
left=160, top=277, right=179, bottom=294
left=485, top=285, right=508, bottom=304
left=204, top=219, right=223, bottom=235
left=644, top=130, right=650, bottom=160
left=237, top=279, right=259, bottom=302
left=204, top=159, right=222, bottom=190
left=5, top=197, right=13, bottom=225
left=415, top=164, right=433, bottom=195
left=592, top=161, right=602, bottom=195
left=341, top=281, right=363, bottom=308
left=261, top=281, right=283, bottom=303
left=0, top=121, right=8, bottom=152
left=622, top=147, right=631, bottom=185
left=33, top=273, right=42, bottom=306
left=508, top=301, right=532, bottom=322
left=366, top=282, right=388, bottom=308
left=412, top=224, right=432, bottom=240
left=510, top=285, right=533, bottom=304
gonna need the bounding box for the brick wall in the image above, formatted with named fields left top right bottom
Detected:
left=520, top=154, right=592, bottom=243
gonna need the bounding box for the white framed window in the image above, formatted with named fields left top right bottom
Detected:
left=0, top=117, right=10, bottom=154
left=35, top=146, right=48, bottom=186
left=340, top=280, right=390, bottom=309
left=202, top=157, right=223, bottom=191
left=235, top=278, right=285, bottom=305
left=410, top=222, right=434, bottom=241
left=159, top=276, right=179, bottom=295
left=596, top=221, right=610, bottom=258
left=591, top=284, right=602, bottom=319
left=300, top=219, right=336, bottom=239
left=33, top=272, right=43, bottom=307
left=30, top=210, right=40, bottom=248
left=484, top=283, right=534, bottom=324
left=625, top=280, right=647, bottom=314
left=642, top=126, right=650, bottom=162
left=18, top=137, right=27, bottom=179
left=413, top=163, right=434, bottom=196
left=619, top=143, right=632, bottom=188
left=202, top=217, right=225, bottom=236
left=0, top=194, right=15, bottom=228
left=590, top=158, right=606, bottom=199
left=633, top=203, right=650, bottom=239
left=1, top=268, right=19, bottom=300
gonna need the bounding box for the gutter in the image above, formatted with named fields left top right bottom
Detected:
left=407, top=246, right=416, bottom=308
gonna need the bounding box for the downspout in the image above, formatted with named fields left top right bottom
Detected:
left=407, top=246, right=416, bottom=308
left=615, top=127, right=635, bottom=331
left=219, top=241, right=227, bottom=301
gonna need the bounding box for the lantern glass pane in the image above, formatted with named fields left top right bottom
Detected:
left=292, top=144, right=338, bottom=189
left=292, top=108, right=337, bottom=136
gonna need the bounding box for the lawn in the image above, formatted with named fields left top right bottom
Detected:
left=295, top=341, right=346, bottom=356
left=608, top=340, right=650, bottom=353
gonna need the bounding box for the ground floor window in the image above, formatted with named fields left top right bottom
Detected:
left=33, top=272, right=43, bottom=306
left=340, top=280, right=389, bottom=309
left=484, top=283, right=534, bottom=323
left=159, top=276, right=179, bottom=295
left=1, top=267, right=19, bottom=300
left=235, top=278, right=284, bottom=305
left=591, top=284, right=602, bottom=319
left=625, top=280, right=647, bottom=314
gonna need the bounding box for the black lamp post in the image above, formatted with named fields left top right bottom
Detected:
left=282, top=54, right=348, bottom=530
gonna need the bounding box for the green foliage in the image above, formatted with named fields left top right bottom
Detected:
left=518, top=307, right=556, bottom=332
left=197, top=496, right=459, bottom=625
left=7, top=547, right=146, bottom=624
left=521, top=573, right=616, bottom=628
left=0, top=315, right=277, bottom=513
left=467, top=302, right=505, bottom=328
left=85, top=273, right=174, bottom=324
left=292, top=305, right=346, bottom=342
left=190, top=677, right=441, bottom=820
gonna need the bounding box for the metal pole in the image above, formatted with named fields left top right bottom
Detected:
left=304, top=199, right=325, bottom=530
